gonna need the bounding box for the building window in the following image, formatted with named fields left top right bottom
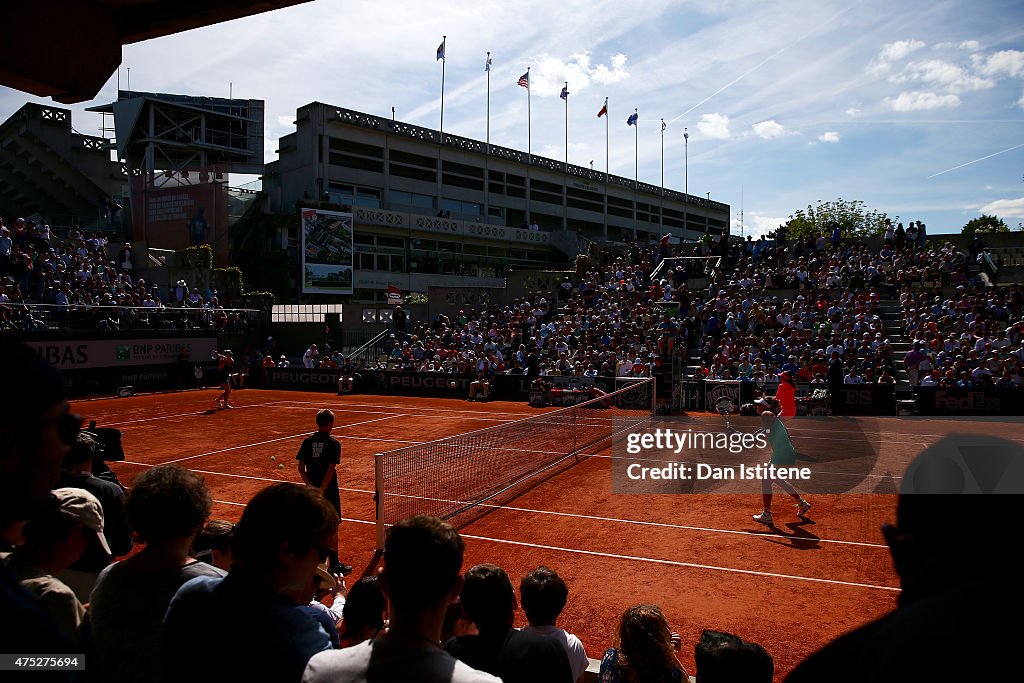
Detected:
left=440, top=198, right=482, bottom=217
left=389, top=190, right=435, bottom=211
left=327, top=184, right=380, bottom=208
left=389, top=163, right=436, bottom=182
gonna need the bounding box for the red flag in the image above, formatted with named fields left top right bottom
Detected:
left=387, top=284, right=402, bottom=303
left=597, top=98, right=608, bottom=117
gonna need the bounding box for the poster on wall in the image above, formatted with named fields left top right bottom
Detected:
left=130, top=167, right=230, bottom=266
left=301, top=208, right=354, bottom=294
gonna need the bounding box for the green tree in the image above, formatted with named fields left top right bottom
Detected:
left=777, top=199, right=889, bottom=241
left=961, top=214, right=1008, bottom=237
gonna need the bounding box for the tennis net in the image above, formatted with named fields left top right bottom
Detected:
left=374, top=377, right=655, bottom=547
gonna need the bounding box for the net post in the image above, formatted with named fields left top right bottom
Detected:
left=374, top=452, right=386, bottom=551
left=650, top=376, right=657, bottom=414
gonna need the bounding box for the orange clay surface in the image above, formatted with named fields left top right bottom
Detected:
left=72, top=388, right=922, bottom=680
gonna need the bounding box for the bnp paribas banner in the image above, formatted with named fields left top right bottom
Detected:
left=301, top=208, right=353, bottom=294
left=33, top=338, right=218, bottom=370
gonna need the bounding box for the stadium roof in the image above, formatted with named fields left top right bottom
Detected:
left=0, top=1, right=311, bottom=104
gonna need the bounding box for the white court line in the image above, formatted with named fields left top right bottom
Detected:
left=123, top=461, right=887, bottom=549
left=271, top=398, right=536, bottom=418
left=98, top=401, right=517, bottom=429
left=205, top=496, right=896, bottom=591
left=94, top=399, right=289, bottom=427
left=261, top=405, right=518, bottom=423
left=159, top=414, right=404, bottom=464
left=459, top=533, right=900, bottom=592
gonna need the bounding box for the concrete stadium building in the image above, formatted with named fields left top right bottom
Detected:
left=264, top=102, right=730, bottom=301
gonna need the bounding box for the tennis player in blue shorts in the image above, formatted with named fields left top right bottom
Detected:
left=752, top=410, right=812, bottom=526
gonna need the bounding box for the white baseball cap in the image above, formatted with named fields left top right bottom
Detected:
left=52, top=487, right=112, bottom=556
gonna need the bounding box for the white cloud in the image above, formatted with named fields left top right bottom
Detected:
left=531, top=51, right=628, bottom=97
left=1019, top=90, right=1024, bottom=110
left=885, top=91, right=961, bottom=111
left=890, top=59, right=994, bottom=93
left=980, top=197, right=1024, bottom=218
left=973, top=50, right=1024, bottom=78
left=845, top=107, right=861, bottom=117
left=934, top=40, right=980, bottom=51
left=697, top=113, right=731, bottom=139
left=868, top=39, right=926, bottom=76
left=866, top=62, right=892, bottom=77
left=819, top=131, right=840, bottom=143
left=752, top=120, right=786, bottom=139
left=879, top=39, right=926, bottom=63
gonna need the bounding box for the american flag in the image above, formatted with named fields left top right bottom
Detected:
left=517, top=71, right=529, bottom=89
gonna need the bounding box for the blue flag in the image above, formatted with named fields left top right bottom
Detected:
left=627, top=112, right=638, bottom=126
left=436, top=40, right=445, bottom=61
left=560, top=85, right=569, bottom=100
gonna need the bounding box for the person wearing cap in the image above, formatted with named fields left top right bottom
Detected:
left=280, top=354, right=292, bottom=368
left=56, top=432, right=132, bottom=601
left=4, top=488, right=107, bottom=644
left=285, top=559, right=347, bottom=649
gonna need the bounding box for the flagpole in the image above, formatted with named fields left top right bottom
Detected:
left=604, top=97, right=609, bottom=243
left=439, top=36, right=446, bottom=140
left=684, top=127, right=689, bottom=240
left=605, top=99, right=609, bottom=182
left=527, top=67, right=532, bottom=162
left=660, top=118, right=665, bottom=235
left=485, top=51, right=492, bottom=224
left=526, top=67, right=532, bottom=227
left=633, top=107, right=638, bottom=240
left=438, top=35, right=446, bottom=216
left=564, top=81, right=568, bottom=172
left=563, top=81, right=568, bottom=233
left=486, top=52, right=491, bottom=151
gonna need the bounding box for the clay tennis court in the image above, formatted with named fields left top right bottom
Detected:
left=72, top=387, right=982, bottom=680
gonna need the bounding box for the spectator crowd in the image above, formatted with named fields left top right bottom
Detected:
left=0, top=216, right=252, bottom=332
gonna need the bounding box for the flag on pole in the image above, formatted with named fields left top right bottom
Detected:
left=436, top=40, right=445, bottom=61
left=560, top=85, right=569, bottom=100
left=627, top=112, right=639, bottom=126
left=517, top=71, right=530, bottom=88
left=485, top=54, right=492, bottom=72
left=661, top=119, right=667, bottom=132
left=597, top=98, right=608, bottom=117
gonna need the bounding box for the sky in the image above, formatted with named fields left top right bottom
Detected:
left=2, top=0, right=1024, bottom=238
